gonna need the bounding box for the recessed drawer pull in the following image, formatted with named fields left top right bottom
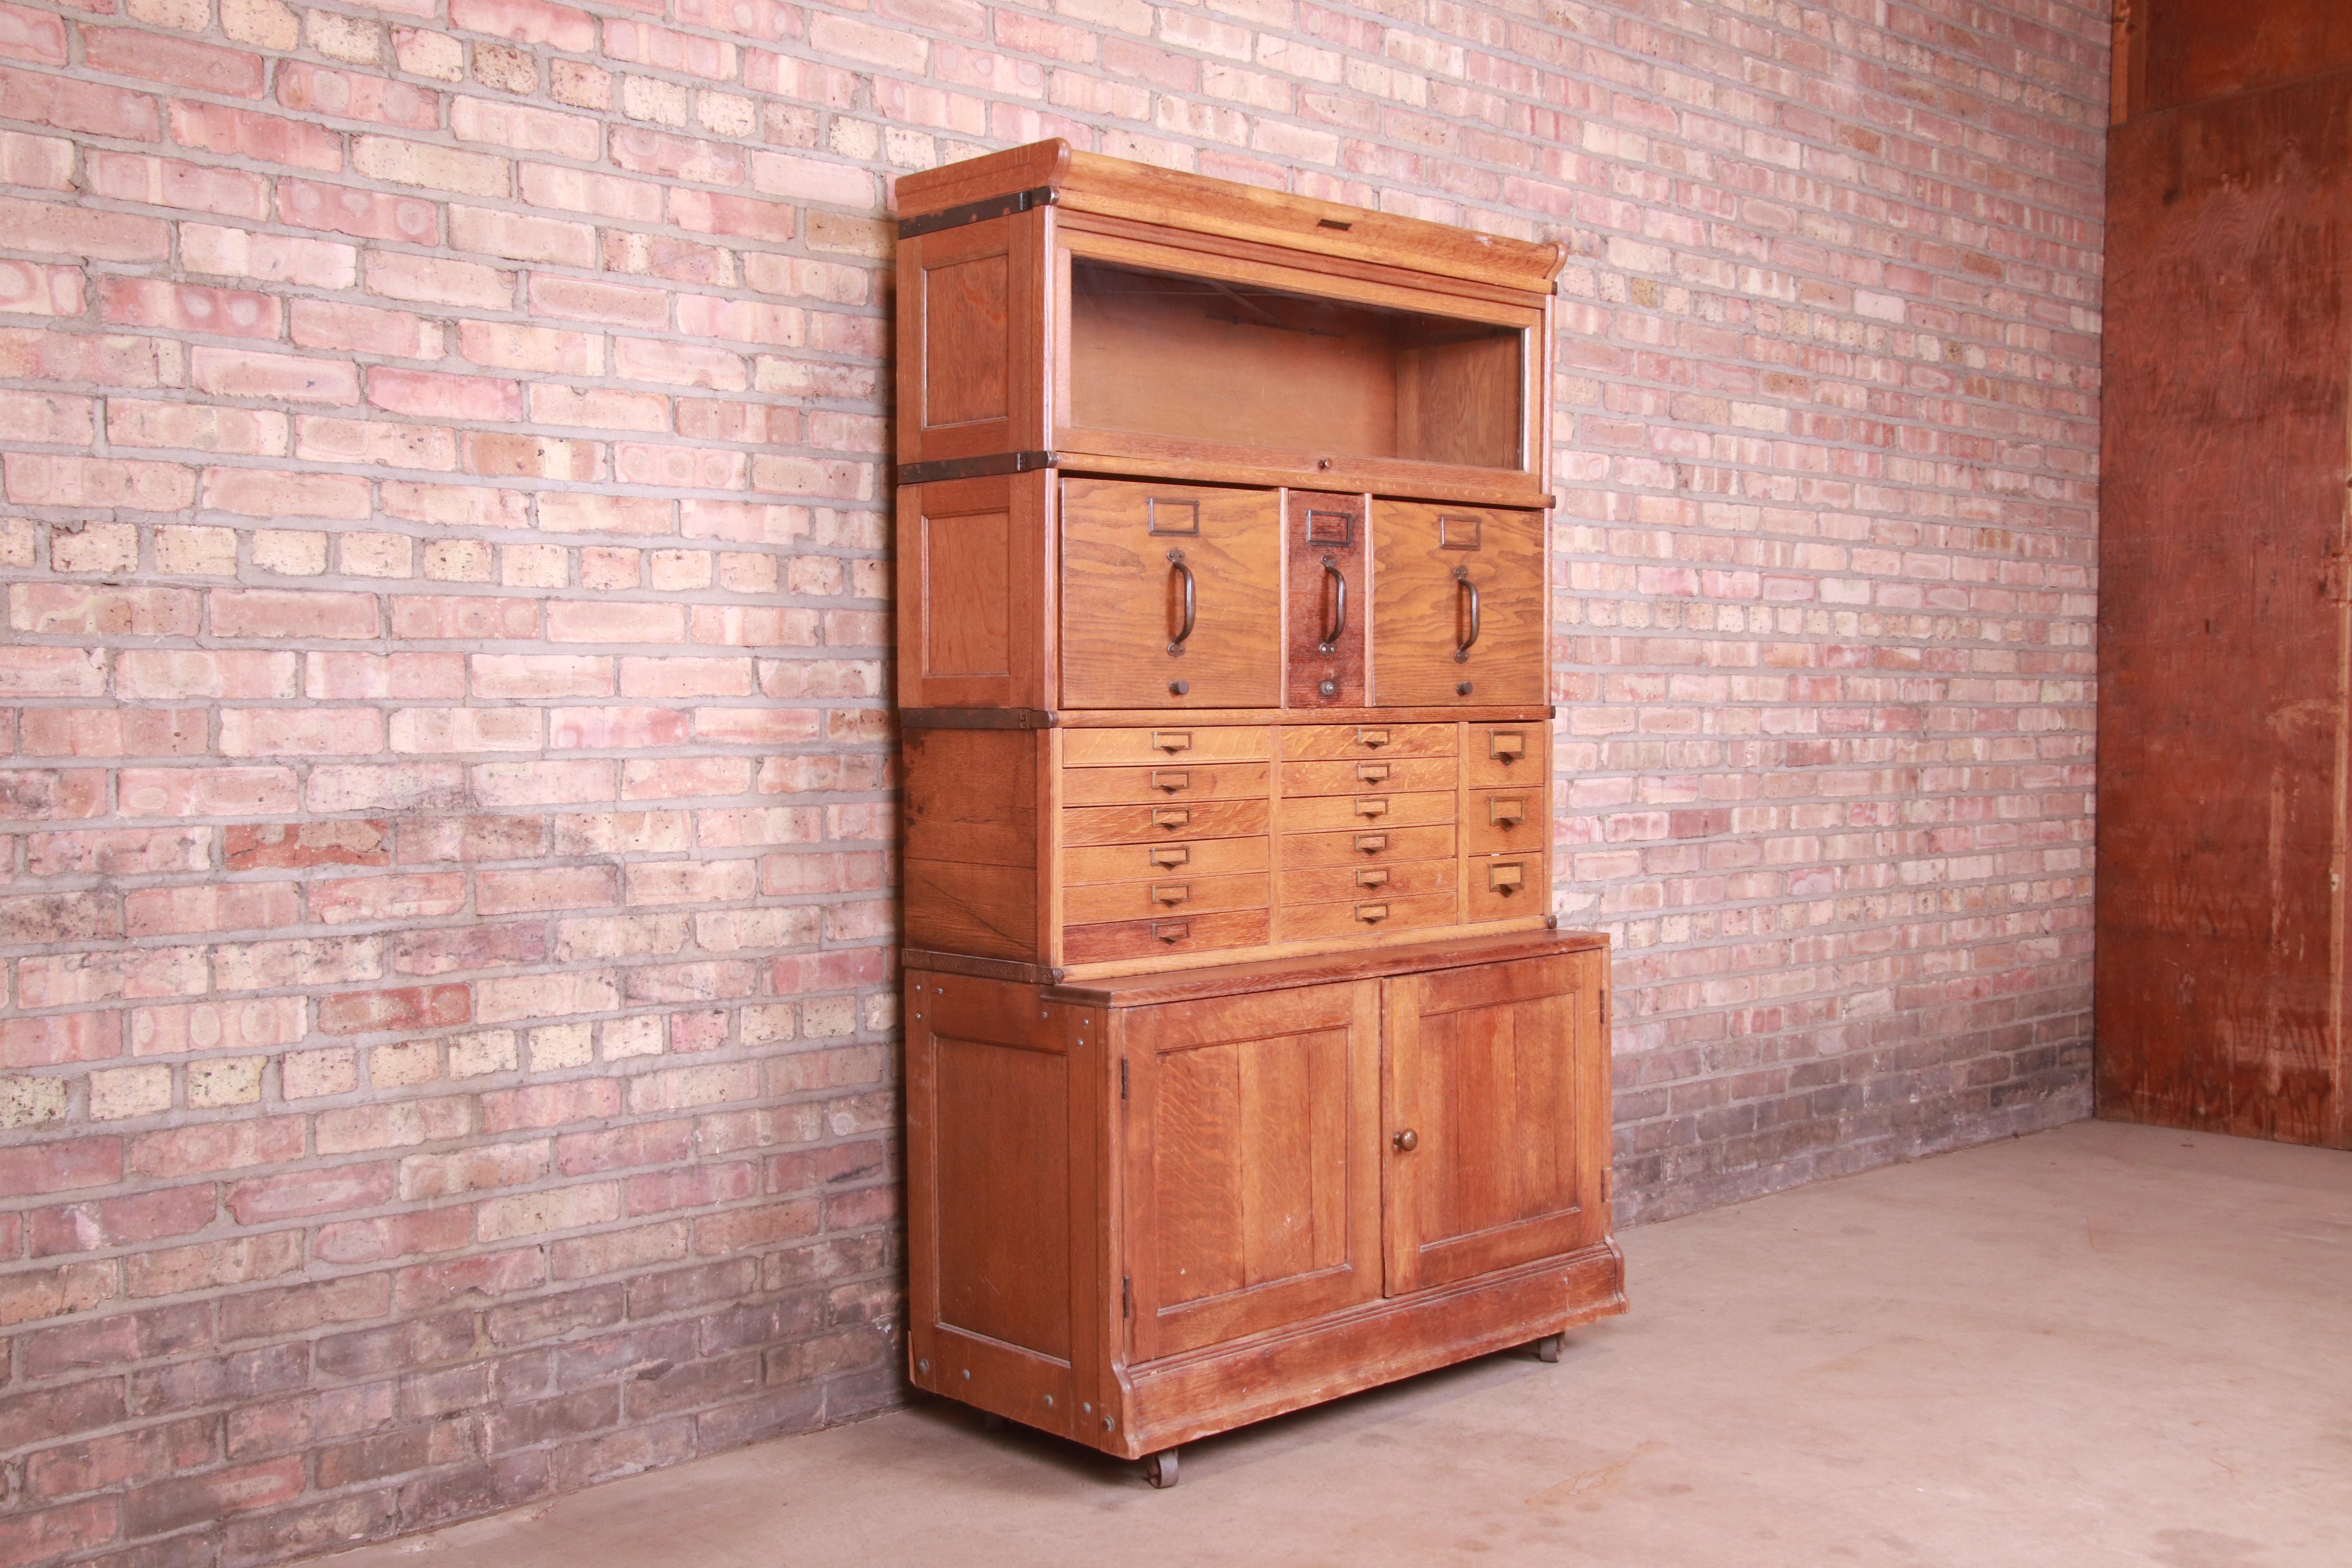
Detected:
left=1150, top=882, right=1192, bottom=907
left=1488, top=797, right=1526, bottom=827
left=1356, top=867, right=1390, bottom=888
left=1150, top=769, right=1192, bottom=793
left=1148, top=844, right=1191, bottom=869
left=1151, top=920, right=1191, bottom=944
left=1152, top=731, right=1192, bottom=754
left=1355, top=762, right=1390, bottom=783
left=1354, top=902, right=1390, bottom=925
left=1152, top=807, right=1192, bottom=831
left=1487, top=861, right=1525, bottom=894
left=1352, top=833, right=1388, bottom=854
left=1354, top=727, right=1390, bottom=749
left=1353, top=797, right=1390, bottom=818
left=1488, top=730, right=1526, bottom=762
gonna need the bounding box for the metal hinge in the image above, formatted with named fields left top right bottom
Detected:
left=1122, top=1276, right=1131, bottom=1319
left=897, top=185, right=1058, bottom=240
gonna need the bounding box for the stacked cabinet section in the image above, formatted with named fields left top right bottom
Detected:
left=893, top=140, right=1619, bottom=1475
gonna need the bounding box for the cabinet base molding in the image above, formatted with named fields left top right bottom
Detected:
left=911, top=1241, right=1624, bottom=1462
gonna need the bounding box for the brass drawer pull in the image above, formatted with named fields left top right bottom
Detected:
left=1152, top=806, right=1192, bottom=831
left=1150, top=882, right=1192, bottom=907
left=1354, top=902, right=1390, bottom=925
left=1148, top=844, right=1191, bottom=869
left=1354, top=727, right=1390, bottom=749
left=1352, top=833, right=1388, bottom=854
left=1488, top=730, right=1525, bottom=762
left=1166, top=548, right=1195, bottom=655
left=1318, top=555, right=1347, bottom=654
left=1488, top=797, right=1525, bottom=827
left=1352, top=797, right=1390, bottom=818
left=1452, top=566, right=1480, bottom=662
left=1355, top=761, right=1390, bottom=783
left=1151, top=920, right=1191, bottom=944
left=1150, top=769, right=1192, bottom=793
left=1487, top=860, right=1525, bottom=894
left=1355, top=867, right=1390, bottom=888
left=1152, top=731, right=1192, bottom=754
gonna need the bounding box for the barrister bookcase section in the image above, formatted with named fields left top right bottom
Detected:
left=891, top=141, right=1621, bottom=1483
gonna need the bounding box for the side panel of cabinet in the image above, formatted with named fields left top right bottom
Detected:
left=1382, top=952, right=1606, bottom=1296
left=1121, top=981, right=1381, bottom=1360
left=903, top=726, right=1048, bottom=962
left=1060, top=477, right=1281, bottom=709
left=1370, top=502, right=1546, bottom=707
left=906, top=975, right=1104, bottom=1438
left=894, top=473, right=1048, bottom=710
left=895, top=209, right=1046, bottom=468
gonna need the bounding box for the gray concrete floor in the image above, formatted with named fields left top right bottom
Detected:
left=330, top=1120, right=2352, bottom=1567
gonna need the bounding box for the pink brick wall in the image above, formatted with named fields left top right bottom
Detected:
left=0, top=0, right=2103, bottom=1561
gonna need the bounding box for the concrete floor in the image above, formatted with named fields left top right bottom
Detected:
left=330, top=1120, right=2352, bottom=1567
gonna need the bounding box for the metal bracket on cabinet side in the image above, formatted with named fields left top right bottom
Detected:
left=896, top=450, right=1058, bottom=488
left=897, top=186, right=1059, bottom=240
left=900, top=708, right=1058, bottom=730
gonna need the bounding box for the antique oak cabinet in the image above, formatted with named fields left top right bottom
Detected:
left=892, top=141, right=1623, bottom=1486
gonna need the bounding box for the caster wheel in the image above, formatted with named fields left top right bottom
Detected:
left=980, top=1412, right=1006, bottom=1432
left=1145, top=1448, right=1180, bottom=1489
left=1535, top=1334, right=1564, bottom=1364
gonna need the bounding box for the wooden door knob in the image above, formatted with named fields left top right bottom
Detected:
left=1393, top=1129, right=1419, bottom=1152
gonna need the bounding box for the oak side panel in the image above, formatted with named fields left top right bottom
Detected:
left=2138, top=0, right=2352, bottom=116
left=903, top=727, right=1042, bottom=962
left=894, top=472, right=1048, bottom=710
left=2099, top=77, right=2352, bottom=1146
left=895, top=210, right=1045, bottom=468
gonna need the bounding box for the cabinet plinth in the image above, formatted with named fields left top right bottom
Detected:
left=893, top=140, right=1620, bottom=1468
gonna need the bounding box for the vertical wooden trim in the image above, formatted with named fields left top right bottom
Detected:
left=2111, top=0, right=2144, bottom=127
left=1532, top=293, right=1555, bottom=493
left=1345, top=978, right=1384, bottom=1310
left=1063, top=993, right=1106, bottom=1433
left=1454, top=722, right=1472, bottom=926
left=1377, top=973, right=1419, bottom=1298
left=1039, top=726, right=1063, bottom=965
left=2335, top=349, right=2352, bottom=1149
left=904, top=972, right=943, bottom=1369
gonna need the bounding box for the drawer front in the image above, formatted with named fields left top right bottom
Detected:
left=1064, top=799, right=1269, bottom=847
left=1279, top=722, right=1456, bottom=761
left=1064, top=872, right=1270, bottom=924
left=1279, top=755, right=1455, bottom=797
left=1064, top=907, right=1270, bottom=964
left=1464, top=722, right=1545, bottom=789
left=1462, top=788, right=1542, bottom=855
left=1281, top=858, right=1456, bottom=905
left=1065, top=837, right=1268, bottom=884
left=1466, top=853, right=1544, bottom=921
left=1060, top=760, right=1269, bottom=807
left=1280, top=791, right=1454, bottom=835
left=1064, top=726, right=1271, bottom=767
left=1283, top=891, right=1457, bottom=941
left=1279, top=824, right=1456, bottom=867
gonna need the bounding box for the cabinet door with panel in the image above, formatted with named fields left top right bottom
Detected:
left=1122, top=982, right=1382, bottom=1361
left=1061, top=478, right=1282, bottom=709
left=1371, top=502, right=1546, bottom=706
left=1383, top=952, right=1607, bottom=1296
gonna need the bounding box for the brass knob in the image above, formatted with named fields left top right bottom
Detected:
left=1393, top=1129, right=1418, bottom=1152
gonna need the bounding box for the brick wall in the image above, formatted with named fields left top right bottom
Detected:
left=0, top=0, right=2105, bottom=1562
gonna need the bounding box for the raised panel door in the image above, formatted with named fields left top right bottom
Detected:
left=1382, top=953, right=1605, bottom=1296
left=1061, top=478, right=1281, bottom=709
left=1371, top=503, right=1545, bottom=706
left=1122, top=982, right=1381, bottom=1360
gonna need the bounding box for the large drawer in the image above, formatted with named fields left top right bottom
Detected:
left=1280, top=791, right=1454, bottom=834
left=1065, top=837, right=1268, bottom=884
left=1278, top=824, right=1456, bottom=867
left=1064, top=872, right=1269, bottom=924
left=1065, top=726, right=1271, bottom=766
left=1279, top=722, right=1455, bottom=760
left=1282, top=891, right=1457, bottom=941
left=1065, top=799, right=1269, bottom=846
left=1062, top=760, right=1269, bottom=806
left=1279, top=755, right=1455, bottom=796
left=1280, top=859, right=1456, bottom=905
left=1063, top=908, right=1270, bottom=963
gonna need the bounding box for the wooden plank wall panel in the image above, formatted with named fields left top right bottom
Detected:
left=2097, top=75, right=2352, bottom=1145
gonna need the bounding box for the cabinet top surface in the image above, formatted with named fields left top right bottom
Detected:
left=893, top=140, right=1566, bottom=295
left=1002, top=929, right=1606, bottom=1008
